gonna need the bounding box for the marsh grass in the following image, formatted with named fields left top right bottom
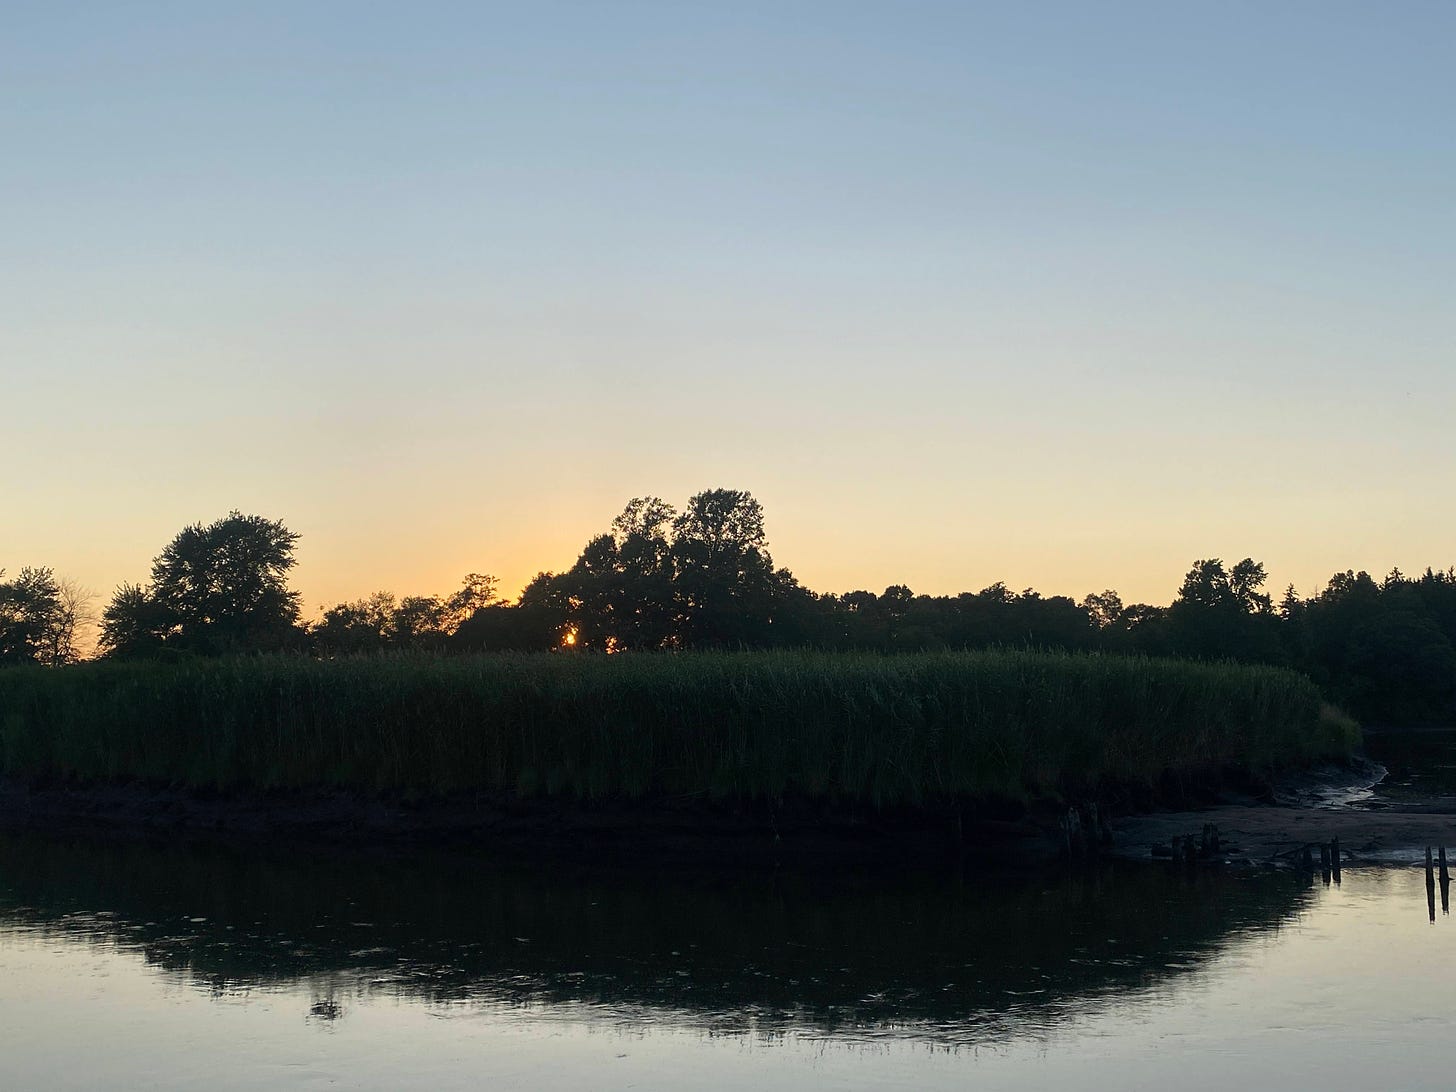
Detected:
left=0, top=650, right=1358, bottom=806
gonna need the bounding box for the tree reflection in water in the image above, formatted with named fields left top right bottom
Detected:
left=0, top=831, right=1312, bottom=1043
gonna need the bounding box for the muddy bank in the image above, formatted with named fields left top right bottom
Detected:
left=1113, top=771, right=1456, bottom=867
left=0, top=777, right=1057, bottom=862
left=1114, top=744, right=1456, bottom=865
left=6, top=753, right=1450, bottom=866
left=1113, top=805, right=1456, bottom=865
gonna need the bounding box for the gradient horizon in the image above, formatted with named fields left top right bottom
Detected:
left=5, top=2, right=1453, bottom=619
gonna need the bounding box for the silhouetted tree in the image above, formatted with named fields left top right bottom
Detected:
left=671, top=489, right=779, bottom=647
left=1300, top=570, right=1382, bottom=688
left=0, top=567, right=65, bottom=665
left=313, top=574, right=501, bottom=654
left=451, top=601, right=562, bottom=652
left=510, top=570, right=576, bottom=648
left=99, top=582, right=174, bottom=659
left=1344, top=611, right=1456, bottom=722
left=443, top=573, right=499, bottom=630
left=101, top=512, right=303, bottom=656
left=1082, top=590, right=1124, bottom=631
left=1120, top=603, right=1172, bottom=656
left=312, top=591, right=398, bottom=654
left=1167, top=558, right=1281, bottom=663
left=43, top=578, right=94, bottom=665
left=609, top=497, right=678, bottom=649
left=1298, top=568, right=1456, bottom=722
left=559, top=533, right=628, bottom=651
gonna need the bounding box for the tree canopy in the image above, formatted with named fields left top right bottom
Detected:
left=101, top=512, right=303, bottom=657
left=0, top=567, right=89, bottom=666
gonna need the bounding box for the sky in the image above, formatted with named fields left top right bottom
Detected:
left=4, top=1, right=1454, bottom=619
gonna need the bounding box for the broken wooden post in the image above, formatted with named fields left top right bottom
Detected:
left=1425, top=847, right=1437, bottom=922
left=1198, top=823, right=1221, bottom=859
left=1061, top=806, right=1091, bottom=859
left=1331, top=838, right=1341, bottom=883
left=1087, top=803, right=1112, bottom=850
left=1439, top=846, right=1450, bottom=884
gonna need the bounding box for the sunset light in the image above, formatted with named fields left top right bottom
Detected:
left=4, top=6, right=1454, bottom=1089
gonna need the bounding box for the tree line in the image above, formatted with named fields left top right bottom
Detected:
left=5, top=489, right=1454, bottom=724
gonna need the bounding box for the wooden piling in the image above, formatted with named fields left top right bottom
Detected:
left=1062, top=807, right=1084, bottom=858
left=1331, top=838, right=1341, bottom=883
left=1439, top=846, right=1450, bottom=884
left=1425, top=847, right=1436, bottom=923
left=1085, top=803, right=1112, bottom=851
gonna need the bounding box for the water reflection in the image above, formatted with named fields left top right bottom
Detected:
left=1364, top=727, right=1456, bottom=805
left=0, top=831, right=1313, bottom=1043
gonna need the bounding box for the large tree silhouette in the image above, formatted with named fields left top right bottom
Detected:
left=1167, top=557, right=1281, bottom=663
left=671, top=489, right=778, bottom=647
left=0, top=567, right=93, bottom=666
left=101, top=512, right=303, bottom=656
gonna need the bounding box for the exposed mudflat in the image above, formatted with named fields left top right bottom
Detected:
left=1114, top=753, right=1456, bottom=865
left=1113, top=803, right=1456, bottom=865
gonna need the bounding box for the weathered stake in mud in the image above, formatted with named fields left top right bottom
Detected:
left=1156, top=824, right=1222, bottom=867
left=1061, top=803, right=1115, bottom=859
left=1201, top=823, right=1221, bottom=857
left=1440, top=846, right=1452, bottom=917
left=1426, top=847, right=1438, bottom=923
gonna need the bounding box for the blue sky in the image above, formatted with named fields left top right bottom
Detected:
left=4, top=1, right=1453, bottom=613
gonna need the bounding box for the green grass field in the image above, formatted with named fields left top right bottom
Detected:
left=0, top=650, right=1359, bottom=807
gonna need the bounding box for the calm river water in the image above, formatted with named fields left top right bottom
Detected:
left=1, top=819, right=1454, bottom=1091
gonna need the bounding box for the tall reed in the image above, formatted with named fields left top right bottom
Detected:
left=0, top=650, right=1358, bottom=806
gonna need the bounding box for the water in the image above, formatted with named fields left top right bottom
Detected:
left=2, top=828, right=1454, bottom=1090
left=1364, top=727, right=1456, bottom=805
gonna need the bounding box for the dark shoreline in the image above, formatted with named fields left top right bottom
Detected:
left=4, top=753, right=1412, bottom=866
left=0, top=777, right=1062, bottom=863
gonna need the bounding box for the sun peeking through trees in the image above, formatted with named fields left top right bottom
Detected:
left=8, top=489, right=1454, bottom=727
left=516, top=488, right=793, bottom=653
